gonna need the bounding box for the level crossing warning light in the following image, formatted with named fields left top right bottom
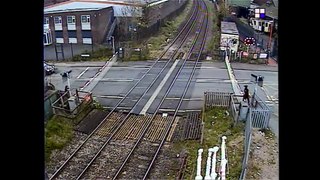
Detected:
left=244, top=37, right=255, bottom=45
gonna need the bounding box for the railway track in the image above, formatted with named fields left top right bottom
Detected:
left=112, top=0, right=209, bottom=179
left=49, top=0, right=204, bottom=179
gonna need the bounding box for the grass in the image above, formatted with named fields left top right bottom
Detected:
left=206, top=0, right=229, bottom=59
left=45, top=115, right=73, bottom=162
left=45, top=102, right=93, bottom=163
left=259, top=128, right=276, bottom=140
left=146, top=0, right=193, bottom=59
left=173, top=107, right=245, bottom=179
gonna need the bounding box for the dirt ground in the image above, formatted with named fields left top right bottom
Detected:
left=246, top=129, right=279, bottom=180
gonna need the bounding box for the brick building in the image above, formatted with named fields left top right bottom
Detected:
left=44, top=1, right=115, bottom=45
left=43, top=0, right=188, bottom=45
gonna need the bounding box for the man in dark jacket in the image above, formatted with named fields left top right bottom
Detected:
left=243, top=85, right=250, bottom=104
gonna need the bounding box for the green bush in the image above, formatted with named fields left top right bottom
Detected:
left=71, top=48, right=113, bottom=61
left=45, top=116, right=73, bottom=162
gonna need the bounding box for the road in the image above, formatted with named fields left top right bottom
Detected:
left=47, top=60, right=233, bottom=113
left=47, top=59, right=278, bottom=138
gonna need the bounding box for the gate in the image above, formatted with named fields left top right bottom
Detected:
left=249, top=94, right=271, bottom=129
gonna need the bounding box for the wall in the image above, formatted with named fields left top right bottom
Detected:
left=45, top=7, right=113, bottom=45
left=116, top=0, right=188, bottom=41
left=95, top=8, right=115, bottom=44
left=147, top=0, right=188, bottom=26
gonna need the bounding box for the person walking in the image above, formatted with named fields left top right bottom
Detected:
left=243, top=85, right=250, bottom=104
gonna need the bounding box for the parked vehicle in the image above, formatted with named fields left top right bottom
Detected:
left=44, top=61, right=55, bottom=75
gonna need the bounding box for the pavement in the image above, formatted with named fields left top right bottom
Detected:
left=267, top=57, right=278, bottom=66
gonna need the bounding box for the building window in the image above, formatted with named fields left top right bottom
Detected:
left=54, top=16, right=62, bottom=24
left=44, top=17, right=49, bottom=25
left=67, top=16, right=76, bottom=24
left=81, top=15, right=90, bottom=23
left=258, top=22, right=262, bottom=26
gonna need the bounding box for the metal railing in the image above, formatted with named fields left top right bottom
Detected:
left=250, top=94, right=271, bottom=129
left=239, top=109, right=253, bottom=180
left=204, top=92, right=232, bottom=108
left=51, top=90, right=93, bottom=119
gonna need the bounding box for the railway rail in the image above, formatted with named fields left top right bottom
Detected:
left=112, top=0, right=209, bottom=179
left=49, top=0, right=204, bottom=179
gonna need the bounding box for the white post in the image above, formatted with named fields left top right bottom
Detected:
left=210, top=147, right=219, bottom=180
left=220, top=136, right=227, bottom=180
left=195, top=149, right=204, bottom=180
left=205, top=149, right=214, bottom=180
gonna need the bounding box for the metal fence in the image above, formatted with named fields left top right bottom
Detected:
left=52, top=90, right=93, bottom=119
left=44, top=90, right=59, bottom=121
left=229, top=94, right=240, bottom=123
left=250, top=94, right=271, bottom=129
left=204, top=92, right=232, bottom=108
left=204, top=92, right=242, bottom=124
left=203, top=92, right=271, bottom=179
left=239, top=109, right=253, bottom=180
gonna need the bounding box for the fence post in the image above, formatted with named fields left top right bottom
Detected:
left=201, top=92, right=206, bottom=145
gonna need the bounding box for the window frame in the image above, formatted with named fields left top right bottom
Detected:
left=67, top=16, right=76, bottom=24
left=81, top=15, right=90, bottom=23
left=44, top=17, right=49, bottom=25
left=54, top=16, right=62, bottom=24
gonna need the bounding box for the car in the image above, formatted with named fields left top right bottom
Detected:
left=44, top=61, right=55, bottom=75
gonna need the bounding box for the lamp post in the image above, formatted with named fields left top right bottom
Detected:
left=61, top=70, right=72, bottom=97
left=250, top=73, right=264, bottom=106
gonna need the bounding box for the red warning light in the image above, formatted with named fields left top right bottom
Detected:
left=244, top=37, right=255, bottom=45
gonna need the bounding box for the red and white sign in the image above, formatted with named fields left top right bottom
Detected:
left=242, top=52, right=249, bottom=57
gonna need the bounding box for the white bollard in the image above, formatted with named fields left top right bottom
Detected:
left=220, top=136, right=227, bottom=180
left=205, top=148, right=214, bottom=180
left=195, top=148, right=204, bottom=180
left=210, top=146, right=219, bottom=180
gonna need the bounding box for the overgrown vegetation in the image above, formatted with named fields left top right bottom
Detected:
left=207, top=1, right=228, bottom=59
left=146, top=0, right=193, bottom=59
left=68, top=47, right=113, bottom=62
left=173, top=107, right=245, bottom=179
left=45, top=103, right=93, bottom=162
left=45, top=116, right=73, bottom=162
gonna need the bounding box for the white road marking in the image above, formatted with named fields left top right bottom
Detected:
left=77, top=67, right=90, bottom=79
left=165, top=97, right=203, bottom=101
left=95, top=95, right=124, bottom=99
left=140, top=60, right=180, bottom=115
left=81, top=54, right=117, bottom=91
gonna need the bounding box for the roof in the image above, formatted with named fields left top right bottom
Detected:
left=251, top=0, right=278, bottom=19
left=147, top=0, right=169, bottom=7
left=263, top=4, right=278, bottom=19
left=44, top=2, right=112, bottom=14
left=228, top=0, right=251, bottom=7
left=44, top=1, right=143, bottom=17
left=221, top=21, right=239, bottom=35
